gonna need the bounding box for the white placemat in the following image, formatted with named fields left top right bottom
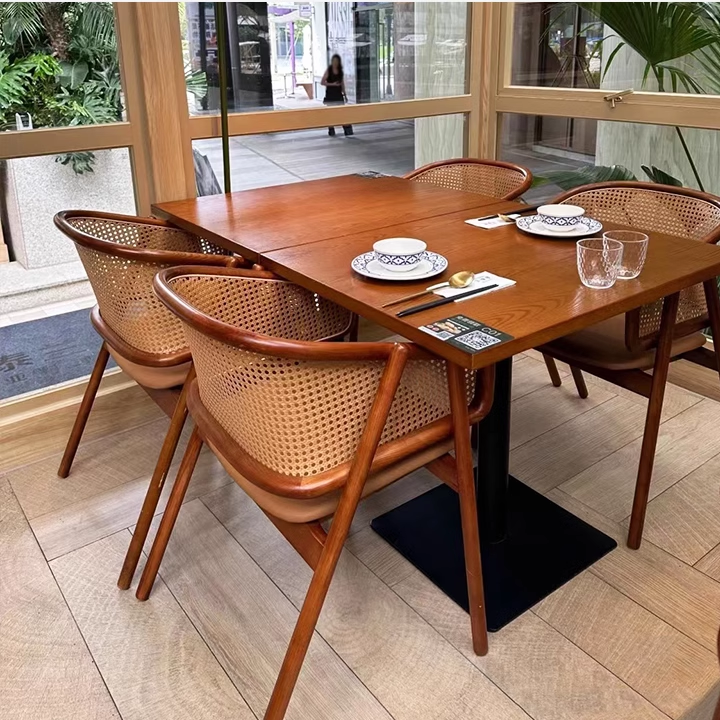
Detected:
left=434, top=271, right=515, bottom=301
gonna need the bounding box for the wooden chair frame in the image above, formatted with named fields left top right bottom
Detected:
left=540, top=183, right=720, bottom=547
left=543, top=284, right=720, bottom=549
left=404, top=157, right=533, bottom=201
left=54, top=210, right=247, bottom=589
left=137, top=265, right=496, bottom=720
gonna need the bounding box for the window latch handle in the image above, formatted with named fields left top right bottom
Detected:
left=604, top=89, right=634, bottom=109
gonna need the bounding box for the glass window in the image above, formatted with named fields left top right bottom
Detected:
left=499, top=113, right=719, bottom=203
left=0, top=2, right=123, bottom=132
left=510, top=2, right=720, bottom=96
left=0, top=148, right=135, bottom=400
left=179, top=2, right=469, bottom=116
left=192, top=114, right=466, bottom=194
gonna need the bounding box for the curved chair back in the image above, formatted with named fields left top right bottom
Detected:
left=556, top=182, right=720, bottom=350
left=154, top=266, right=460, bottom=486
left=405, top=158, right=532, bottom=201
left=55, top=210, right=240, bottom=363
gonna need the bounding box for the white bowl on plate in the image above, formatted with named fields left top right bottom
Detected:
left=373, top=237, right=427, bottom=272
left=537, top=204, right=586, bottom=232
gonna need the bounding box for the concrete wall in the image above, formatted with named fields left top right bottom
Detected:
left=4, top=148, right=136, bottom=270
left=413, top=2, right=467, bottom=167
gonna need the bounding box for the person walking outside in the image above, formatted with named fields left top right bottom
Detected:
left=322, top=54, right=353, bottom=137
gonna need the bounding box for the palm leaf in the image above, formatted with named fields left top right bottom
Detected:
left=691, top=3, right=720, bottom=94
left=580, top=3, right=715, bottom=66
left=184, top=65, right=207, bottom=100
left=580, top=2, right=715, bottom=92
left=532, top=164, right=637, bottom=191
left=74, top=2, right=116, bottom=51
left=640, top=165, right=684, bottom=185
left=0, top=2, right=44, bottom=49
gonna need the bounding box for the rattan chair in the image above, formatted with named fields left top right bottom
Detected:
left=537, top=182, right=720, bottom=548
left=137, top=265, right=495, bottom=720
left=54, top=210, right=249, bottom=589
left=405, top=158, right=533, bottom=201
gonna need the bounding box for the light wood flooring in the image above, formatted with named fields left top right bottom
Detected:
left=2, top=352, right=720, bottom=720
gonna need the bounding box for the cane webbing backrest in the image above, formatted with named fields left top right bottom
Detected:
left=407, top=160, right=531, bottom=201
left=560, top=185, right=720, bottom=348
left=63, top=215, right=231, bottom=357
left=167, top=273, right=454, bottom=479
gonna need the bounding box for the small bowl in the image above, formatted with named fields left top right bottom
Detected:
left=373, top=238, right=427, bottom=272
left=537, top=204, right=586, bottom=232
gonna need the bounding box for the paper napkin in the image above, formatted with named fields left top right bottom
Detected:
left=433, top=271, right=515, bottom=301
left=465, top=213, right=520, bottom=229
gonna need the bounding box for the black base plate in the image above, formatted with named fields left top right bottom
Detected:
left=371, top=477, right=617, bottom=631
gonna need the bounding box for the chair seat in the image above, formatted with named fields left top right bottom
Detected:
left=209, top=438, right=452, bottom=524
left=107, top=347, right=191, bottom=389
left=539, top=313, right=706, bottom=371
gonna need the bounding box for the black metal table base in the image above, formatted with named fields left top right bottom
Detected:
left=371, top=477, right=617, bottom=632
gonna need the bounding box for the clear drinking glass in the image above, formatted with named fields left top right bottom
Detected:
left=603, top=230, right=649, bottom=279
left=576, top=238, right=624, bottom=289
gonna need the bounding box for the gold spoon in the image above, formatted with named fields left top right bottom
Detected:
left=381, top=270, right=476, bottom=308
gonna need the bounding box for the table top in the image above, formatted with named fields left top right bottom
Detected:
left=152, top=175, right=509, bottom=262
left=262, top=207, right=720, bottom=370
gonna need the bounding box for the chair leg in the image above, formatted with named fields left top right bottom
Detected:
left=543, top=353, right=563, bottom=388
left=703, top=279, right=720, bottom=383
left=570, top=366, right=589, bottom=399
left=348, top=313, right=359, bottom=342
left=447, top=363, right=488, bottom=656
left=117, top=367, right=195, bottom=590
left=135, top=426, right=203, bottom=601
left=58, top=342, right=110, bottom=478
left=264, top=346, right=409, bottom=720
left=627, top=293, right=679, bottom=550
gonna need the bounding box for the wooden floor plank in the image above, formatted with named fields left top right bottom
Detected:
left=668, top=358, right=720, bottom=404
left=535, top=571, right=718, bottom=719
left=375, top=554, right=669, bottom=720
left=510, top=396, right=648, bottom=495
left=0, top=480, right=120, bottom=720
left=50, top=530, right=253, bottom=720
left=1, top=384, right=164, bottom=474
left=510, top=382, right=615, bottom=450
left=548, top=489, right=720, bottom=652
left=6, top=416, right=173, bottom=520
left=147, top=499, right=393, bottom=720
left=583, top=369, right=702, bottom=421
left=560, top=400, right=720, bottom=522
left=639, top=451, right=720, bottom=565
left=201, top=485, right=532, bottom=720
left=695, top=543, right=720, bottom=581
left=32, top=446, right=232, bottom=561
left=511, top=355, right=569, bottom=401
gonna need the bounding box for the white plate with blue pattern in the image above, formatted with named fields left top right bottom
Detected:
left=516, top=215, right=603, bottom=238
left=351, top=251, right=448, bottom=281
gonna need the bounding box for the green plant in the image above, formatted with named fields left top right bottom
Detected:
left=0, top=2, right=120, bottom=173
left=579, top=2, right=714, bottom=191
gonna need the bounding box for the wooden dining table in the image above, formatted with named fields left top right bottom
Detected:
left=154, top=174, right=720, bottom=631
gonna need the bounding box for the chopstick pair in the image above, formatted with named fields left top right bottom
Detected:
left=396, top=283, right=499, bottom=317
left=474, top=204, right=540, bottom=223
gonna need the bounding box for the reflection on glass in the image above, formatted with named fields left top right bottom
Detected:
left=499, top=113, right=720, bottom=204
left=179, top=2, right=468, bottom=115
left=191, top=114, right=466, bottom=194
left=511, top=2, right=720, bottom=96
left=0, top=2, right=123, bottom=143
